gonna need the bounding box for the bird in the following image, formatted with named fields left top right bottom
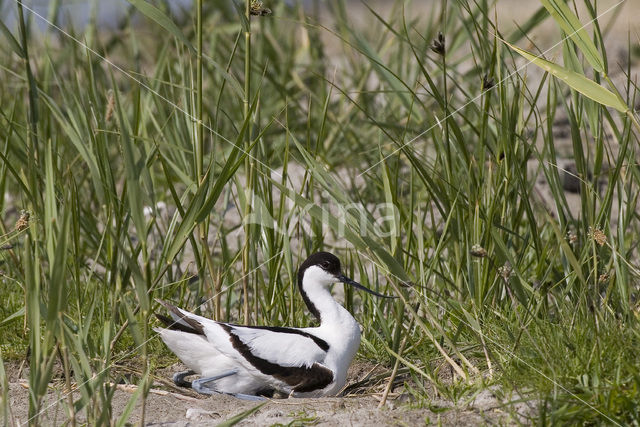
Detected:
left=154, top=251, right=394, bottom=399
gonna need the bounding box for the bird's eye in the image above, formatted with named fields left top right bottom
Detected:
left=322, top=261, right=330, bottom=269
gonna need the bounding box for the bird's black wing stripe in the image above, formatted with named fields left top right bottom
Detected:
left=228, top=324, right=330, bottom=352
left=220, top=324, right=333, bottom=393
left=156, top=300, right=205, bottom=336
left=154, top=314, right=204, bottom=335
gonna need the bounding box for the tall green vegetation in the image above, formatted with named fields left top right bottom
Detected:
left=0, top=0, right=638, bottom=424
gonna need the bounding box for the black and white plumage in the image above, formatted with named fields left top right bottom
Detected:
left=154, top=252, right=394, bottom=399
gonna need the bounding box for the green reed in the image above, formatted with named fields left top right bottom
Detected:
left=0, top=0, right=639, bottom=424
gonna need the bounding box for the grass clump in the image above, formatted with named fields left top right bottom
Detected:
left=0, top=0, right=639, bottom=424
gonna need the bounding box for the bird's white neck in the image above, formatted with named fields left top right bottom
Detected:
left=309, top=284, right=353, bottom=325
left=299, top=267, right=356, bottom=326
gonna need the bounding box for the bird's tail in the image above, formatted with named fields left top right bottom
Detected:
left=154, top=299, right=205, bottom=336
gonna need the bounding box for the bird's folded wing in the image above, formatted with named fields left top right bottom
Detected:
left=219, top=325, right=328, bottom=368
left=221, top=326, right=336, bottom=393
left=165, top=304, right=328, bottom=370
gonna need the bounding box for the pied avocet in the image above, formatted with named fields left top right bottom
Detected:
left=155, top=252, right=394, bottom=399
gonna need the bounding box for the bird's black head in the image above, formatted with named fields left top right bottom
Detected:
left=297, top=251, right=395, bottom=301
left=296, top=251, right=396, bottom=322
left=298, top=251, right=341, bottom=279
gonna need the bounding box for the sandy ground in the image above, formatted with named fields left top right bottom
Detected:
left=6, top=362, right=534, bottom=426
left=6, top=384, right=525, bottom=426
